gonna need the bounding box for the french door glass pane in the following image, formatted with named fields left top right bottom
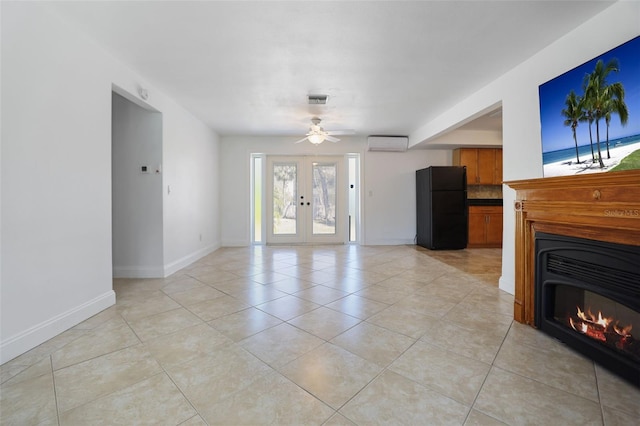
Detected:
left=312, top=162, right=336, bottom=235
left=273, top=163, right=297, bottom=235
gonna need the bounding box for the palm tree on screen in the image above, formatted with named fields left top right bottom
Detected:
left=602, top=89, right=629, bottom=158
left=579, top=99, right=596, bottom=162
left=561, top=90, right=583, bottom=164
left=582, top=59, right=628, bottom=167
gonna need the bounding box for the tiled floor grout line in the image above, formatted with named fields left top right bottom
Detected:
left=49, top=321, right=141, bottom=374
left=4, top=246, right=638, bottom=425
left=159, top=361, right=207, bottom=425
left=464, top=320, right=516, bottom=426
left=593, top=361, right=607, bottom=425
left=50, top=354, right=61, bottom=426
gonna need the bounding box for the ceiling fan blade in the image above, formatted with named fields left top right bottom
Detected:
left=326, top=129, right=355, bottom=136
left=325, top=135, right=340, bottom=143
left=294, top=137, right=309, bottom=144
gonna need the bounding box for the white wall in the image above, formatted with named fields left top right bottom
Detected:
left=1, top=1, right=116, bottom=364
left=0, top=2, right=220, bottom=363
left=410, top=1, right=640, bottom=295
left=363, top=149, right=449, bottom=245
left=162, top=99, right=220, bottom=276
left=109, top=87, right=219, bottom=278
left=220, top=135, right=450, bottom=246
left=112, top=93, right=164, bottom=277
left=426, top=129, right=502, bottom=148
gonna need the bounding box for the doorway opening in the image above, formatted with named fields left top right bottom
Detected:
left=111, top=90, right=164, bottom=278
left=251, top=154, right=359, bottom=245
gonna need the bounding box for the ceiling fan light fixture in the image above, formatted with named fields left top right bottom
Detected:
left=308, top=133, right=326, bottom=144
left=294, top=117, right=351, bottom=145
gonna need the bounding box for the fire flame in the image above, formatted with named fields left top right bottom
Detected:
left=567, top=306, right=639, bottom=360
left=576, top=307, right=611, bottom=329
left=614, top=323, right=634, bottom=337
left=569, top=306, right=633, bottom=338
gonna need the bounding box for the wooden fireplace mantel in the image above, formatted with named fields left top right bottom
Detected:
left=505, top=170, right=640, bottom=326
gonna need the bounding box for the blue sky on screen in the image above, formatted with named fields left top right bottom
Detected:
left=539, top=36, right=640, bottom=154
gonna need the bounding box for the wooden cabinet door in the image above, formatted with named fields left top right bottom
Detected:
left=458, top=149, right=478, bottom=185
left=468, top=208, right=487, bottom=247
left=486, top=212, right=503, bottom=246
left=494, top=149, right=503, bottom=184
left=477, top=149, right=496, bottom=184
left=468, top=206, right=503, bottom=247
left=454, top=148, right=503, bottom=186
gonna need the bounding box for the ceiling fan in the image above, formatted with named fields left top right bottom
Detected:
left=294, top=117, right=354, bottom=145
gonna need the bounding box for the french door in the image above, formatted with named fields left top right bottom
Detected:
left=266, top=156, right=345, bottom=244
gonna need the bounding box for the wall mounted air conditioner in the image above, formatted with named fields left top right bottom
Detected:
left=367, top=136, right=409, bottom=152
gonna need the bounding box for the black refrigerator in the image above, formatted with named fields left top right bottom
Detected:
left=416, top=166, right=468, bottom=250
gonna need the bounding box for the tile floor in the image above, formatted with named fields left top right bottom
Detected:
left=1, top=245, right=638, bottom=425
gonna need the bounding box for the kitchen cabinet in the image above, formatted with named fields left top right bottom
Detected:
left=494, top=149, right=503, bottom=184
left=468, top=205, right=503, bottom=248
left=453, top=148, right=502, bottom=185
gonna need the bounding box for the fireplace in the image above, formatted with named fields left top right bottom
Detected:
left=506, top=170, right=640, bottom=387
left=535, top=232, right=640, bottom=386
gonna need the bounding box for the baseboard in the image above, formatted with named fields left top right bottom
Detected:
left=499, top=275, right=515, bottom=296
left=0, top=290, right=116, bottom=365
left=362, top=238, right=416, bottom=246
left=112, top=265, right=165, bottom=279
left=220, top=239, right=250, bottom=247
left=163, top=243, right=220, bottom=277
left=112, top=244, right=221, bottom=279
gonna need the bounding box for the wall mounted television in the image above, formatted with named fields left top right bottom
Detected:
left=539, top=36, right=640, bottom=177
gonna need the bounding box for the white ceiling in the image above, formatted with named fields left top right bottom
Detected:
left=45, top=1, right=614, bottom=140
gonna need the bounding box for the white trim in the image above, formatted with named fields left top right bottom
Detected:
left=0, top=291, right=116, bottom=364
left=221, top=240, right=250, bottom=247
left=112, top=244, right=220, bottom=278
left=498, top=275, right=512, bottom=295
left=347, top=153, right=361, bottom=244
left=365, top=239, right=416, bottom=246
left=112, top=266, right=165, bottom=279
left=163, top=243, right=220, bottom=277
left=266, top=155, right=347, bottom=245
left=250, top=153, right=266, bottom=245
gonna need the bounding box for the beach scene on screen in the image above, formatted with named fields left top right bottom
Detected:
left=539, top=36, right=640, bottom=177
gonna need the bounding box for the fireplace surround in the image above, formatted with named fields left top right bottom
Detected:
left=507, top=170, right=640, bottom=387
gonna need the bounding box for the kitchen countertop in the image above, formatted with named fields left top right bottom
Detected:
left=468, top=198, right=503, bottom=206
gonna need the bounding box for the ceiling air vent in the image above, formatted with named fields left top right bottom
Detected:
left=367, top=136, right=409, bottom=152
left=308, top=94, right=328, bottom=105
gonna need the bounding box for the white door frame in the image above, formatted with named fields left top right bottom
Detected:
left=266, top=155, right=346, bottom=245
